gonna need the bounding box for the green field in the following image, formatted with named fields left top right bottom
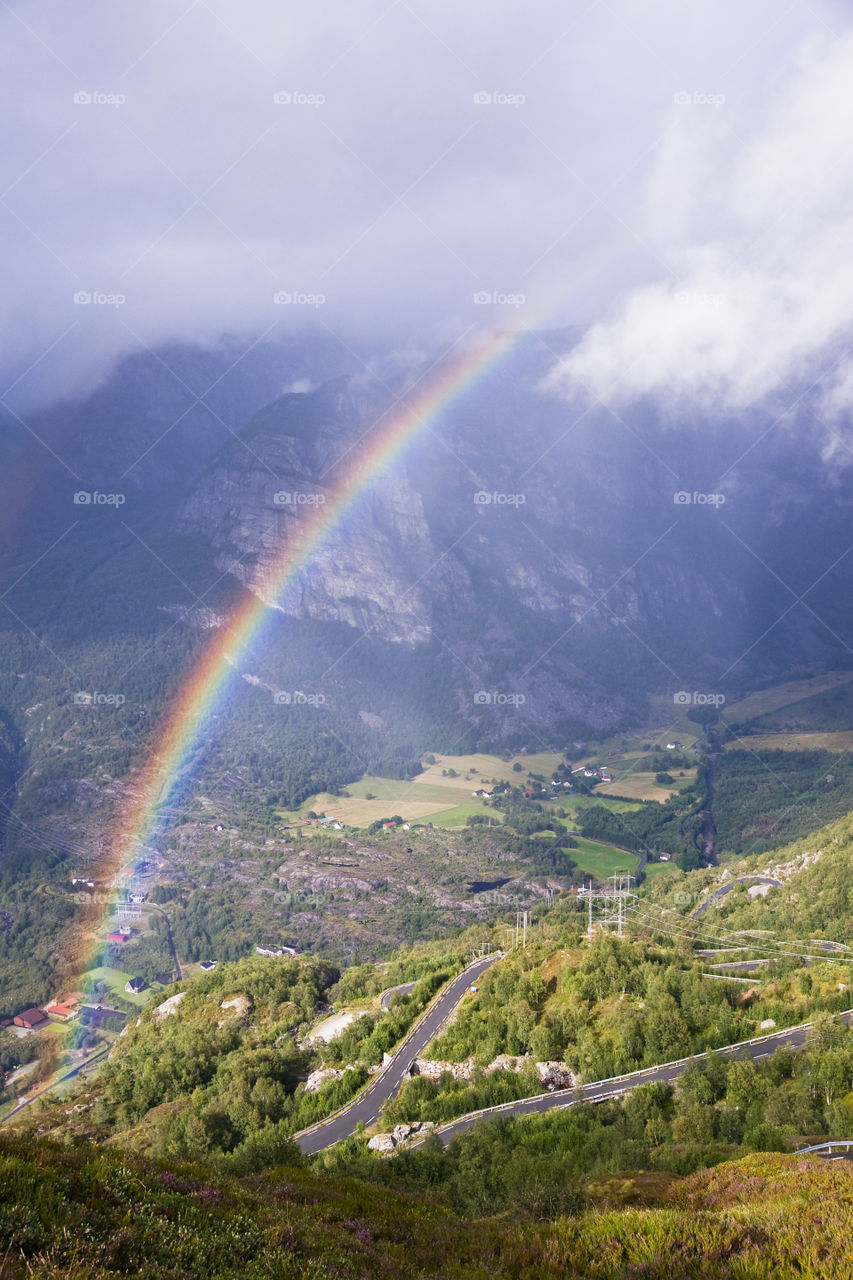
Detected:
left=643, top=860, right=680, bottom=879
left=722, top=730, right=853, bottom=753
left=569, top=837, right=639, bottom=881
left=279, top=751, right=563, bottom=829
left=80, top=966, right=158, bottom=1008
left=722, top=670, right=853, bottom=725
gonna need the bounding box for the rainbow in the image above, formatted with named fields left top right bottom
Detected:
left=71, top=327, right=521, bottom=973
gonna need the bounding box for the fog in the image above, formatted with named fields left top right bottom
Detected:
left=0, top=0, right=847, bottom=409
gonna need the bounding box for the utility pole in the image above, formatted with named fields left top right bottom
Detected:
left=522, top=910, right=528, bottom=949
left=587, top=881, right=593, bottom=937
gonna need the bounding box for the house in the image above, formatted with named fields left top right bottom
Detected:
left=13, top=1008, right=47, bottom=1030
left=256, top=945, right=284, bottom=958
left=583, top=768, right=599, bottom=778
left=45, top=1002, right=79, bottom=1022
left=666, top=742, right=683, bottom=750
left=659, top=853, right=671, bottom=862
left=599, top=771, right=613, bottom=782
left=214, top=823, right=225, bottom=832
left=106, top=932, right=126, bottom=944
left=125, top=977, right=147, bottom=995
left=471, top=789, right=493, bottom=798
left=199, top=960, right=217, bottom=972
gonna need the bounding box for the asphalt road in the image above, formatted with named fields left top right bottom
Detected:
left=692, top=876, right=782, bottom=917
left=0, top=1045, right=109, bottom=1125
left=379, top=981, right=416, bottom=1010
left=419, top=1011, right=853, bottom=1147
left=296, top=953, right=501, bottom=1155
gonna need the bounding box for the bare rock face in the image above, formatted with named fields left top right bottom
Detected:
left=411, top=1058, right=475, bottom=1082
left=368, top=1121, right=435, bottom=1153
left=304, top=1067, right=344, bottom=1094
left=535, top=1061, right=577, bottom=1089
left=411, top=1055, right=576, bottom=1089
left=217, top=993, right=252, bottom=1027
left=153, top=991, right=187, bottom=1021
left=367, top=1132, right=396, bottom=1153
left=176, top=384, right=451, bottom=647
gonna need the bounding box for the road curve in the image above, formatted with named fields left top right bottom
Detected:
left=296, top=953, right=502, bottom=1155
left=0, top=1046, right=109, bottom=1125
left=379, top=981, right=416, bottom=1010
left=415, top=1009, right=853, bottom=1148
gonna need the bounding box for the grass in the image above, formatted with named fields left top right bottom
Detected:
left=569, top=837, right=639, bottom=880
left=643, top=861, right=680, bottom=879
left=5, top=1136, right=853, bottom=1278
left=79, top=965, right=156, bottom=1008
left=723, top=731, right=853, bottom=753
left=567, top=795, right=643, bottom=816
left=279, top=751, right=563, bottom=829
left=722, top=670, right=853, bottom=724
left=595, top=769, right=697, bottom=802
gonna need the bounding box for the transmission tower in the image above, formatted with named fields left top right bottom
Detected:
left=585, top=874, right=636, bottom=938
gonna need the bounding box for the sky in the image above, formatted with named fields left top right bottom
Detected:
left=1, top=0, right=851, bottom=410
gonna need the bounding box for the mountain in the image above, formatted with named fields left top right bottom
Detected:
left=2, top=330, right=853, bottom=1002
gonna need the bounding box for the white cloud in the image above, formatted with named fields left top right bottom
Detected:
left=552, top=32, right=853, bottom=422
left=0, top=0, right=846, bottom=407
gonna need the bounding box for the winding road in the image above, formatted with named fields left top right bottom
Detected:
left=412, top=1009, right=853, bottom=1148
left=379, top=981, right=416, bottom=1010
left=295, top=953, right=501, bottom=1155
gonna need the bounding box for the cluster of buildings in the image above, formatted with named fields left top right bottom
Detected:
left=6, top=993, right=83, bottom=1031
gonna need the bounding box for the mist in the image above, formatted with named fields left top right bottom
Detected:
left=1, top=0, right=846, bottom=410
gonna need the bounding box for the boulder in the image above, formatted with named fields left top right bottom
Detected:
left=535, top=1061, right=577, bottom=1089
left=367, top=1133, right=396, bottom=1153
left=153, top=992, right=187, bottom=1021
left=304, top=1067, right=344, bottom=1093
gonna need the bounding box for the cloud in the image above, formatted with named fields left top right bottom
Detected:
left=0, top=0, right=846, bottom=408
left=552, top=30, right=853, bottom=425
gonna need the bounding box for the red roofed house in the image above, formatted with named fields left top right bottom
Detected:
left=13, top=1008, right=47, bottom=1030
left=45, top=1002, right=79, bottom=1022
left=106, top=932, right=126, bottom=943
